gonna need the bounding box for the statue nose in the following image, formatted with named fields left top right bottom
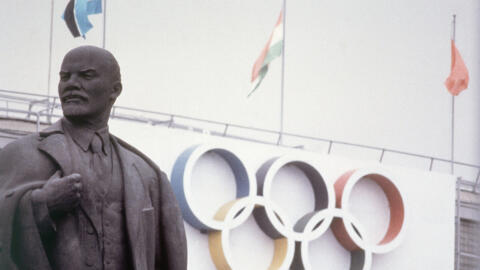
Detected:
left=62, top=75, right=82, bottom=90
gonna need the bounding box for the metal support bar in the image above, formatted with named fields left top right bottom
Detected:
left=455, top=177, right=460, bottom=270
left=35, top=108, right=50, bottom=132
left=379, top=149, right=385, bottom=162
left=48, top=97, right=60, bottom=124
left=223, top=124, right=229, bottom=136
left=35, top=112, right=41, bottom=132
left=27, top=98, right=49, bottom=119
left=327, top=141, right=333, bottom=154
left=429, top=158, right=434, bottom=171
left=47, top=99, right=53, bottom=124
left=474, top=169, right=480, bottom=193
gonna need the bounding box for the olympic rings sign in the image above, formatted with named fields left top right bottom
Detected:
left=171, top=144, right=406, bottom=270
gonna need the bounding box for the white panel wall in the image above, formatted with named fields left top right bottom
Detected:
left=110, top=119, right=456, bottom=270
left=1, top=0, right=478, bottom=173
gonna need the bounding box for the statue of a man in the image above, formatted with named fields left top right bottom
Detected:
left=0, top=46, right=187, bottom=270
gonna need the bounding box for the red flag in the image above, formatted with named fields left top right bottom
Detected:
left=445, top=40, right=469, bottom=96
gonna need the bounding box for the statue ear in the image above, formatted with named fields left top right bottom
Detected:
left=111, top=82, right=122, bottom=101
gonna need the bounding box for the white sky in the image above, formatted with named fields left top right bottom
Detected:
left=0, top=0, right=479, bottom=176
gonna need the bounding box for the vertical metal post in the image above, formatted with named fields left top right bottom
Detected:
left=279, top=0, right=286, bottom=144
left=379, top=149, right=385, bottom=162
left=450, top=14, right=456, bottom=175
left=455, top=177, right=460, bottom=270
left=474, top=168, right=480, bottom=193
left=47, top=0, right=55, bottom=97
left=451, top=97, right=455, bottom=174
left=102, top=0, right=107, bottom=48
left=223, top=124, right=229, bottom=136
left=47, top=98, right=52, bottom=124
left=36, top=113, right=41, bottom=132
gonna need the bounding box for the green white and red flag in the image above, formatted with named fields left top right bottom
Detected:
left=248, top=11, right=284, bottom=97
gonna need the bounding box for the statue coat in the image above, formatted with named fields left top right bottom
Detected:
left=0, top=120, right=187, bottom=270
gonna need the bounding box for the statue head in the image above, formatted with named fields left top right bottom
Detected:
left=58, top=45, right=122, bottom=127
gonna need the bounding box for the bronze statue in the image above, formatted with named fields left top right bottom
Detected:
left=0, top=46, right=187, bottom=270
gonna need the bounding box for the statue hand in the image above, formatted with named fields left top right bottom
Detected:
left=38, top=171, right=83, bottom=217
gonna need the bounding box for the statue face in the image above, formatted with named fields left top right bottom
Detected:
left=58, top=48, right=118, bottom=123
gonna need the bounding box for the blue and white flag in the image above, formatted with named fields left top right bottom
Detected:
left=63, top=0, right=102, bottom=38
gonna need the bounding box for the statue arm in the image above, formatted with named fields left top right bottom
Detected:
left=0, top=141, right=52, bottom=269
left=31, top=188, right=57, bottom=235
left=29, top=169, right=83, bottom=236
left=0, top=143, right=56, bottom=235
left=0, top=138, right=66, bottom=237
left=155, top=171, right=188, bottom=270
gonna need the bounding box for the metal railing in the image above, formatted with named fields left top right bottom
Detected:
left=455, top=178, right=480, bottom=270
left=1, top=88, right=479, bottom=192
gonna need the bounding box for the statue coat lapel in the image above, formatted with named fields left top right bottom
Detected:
left=37, top=120, right=99, bottom=235
left=111, top=137, right=149, bottom=270
left=38, top=121, right=73, bottom=176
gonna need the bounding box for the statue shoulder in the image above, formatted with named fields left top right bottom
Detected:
left=0, top=133, right=57, bottom=187
left=0, top=119, right=65, bottom=160
left=0, top=133, right=43, bottom=161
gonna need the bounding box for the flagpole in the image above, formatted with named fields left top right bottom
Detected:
left=102, top=0, right=107, bottom=49
left=279, top=0, right=286, bottom=143
left=450, top=14, right=456, bottom=174
left=47, top=0, right=55, bottom=97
